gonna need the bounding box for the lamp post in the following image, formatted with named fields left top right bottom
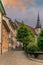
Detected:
left=1, top=14, right=3, bottom=55
left=0, top=13, right=2, bottom=55
left=0, top=8, right=3, bottom=55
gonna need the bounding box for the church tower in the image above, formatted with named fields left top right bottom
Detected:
left=35, top=12, right=41, bottom=34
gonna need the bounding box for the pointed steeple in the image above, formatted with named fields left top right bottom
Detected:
left=0, top=0, right=6, bottom=15
left=37, top=12, right=40, bottom=21
left=35, top=12, right=41, bottom=28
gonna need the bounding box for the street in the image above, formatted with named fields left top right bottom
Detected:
left=0, top=51, right=43, bottom=65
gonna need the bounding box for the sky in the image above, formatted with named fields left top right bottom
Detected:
left=2, top=0, right=43, bottom=28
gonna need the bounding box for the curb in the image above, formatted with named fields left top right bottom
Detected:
left=25, top=53, right=43, bottom=63
left=28, top=57, right=43, bottom=63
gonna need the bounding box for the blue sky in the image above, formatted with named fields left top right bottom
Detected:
left=36, top=0, right=43, bottom=6
left=2, top=0, right=43, bottom=28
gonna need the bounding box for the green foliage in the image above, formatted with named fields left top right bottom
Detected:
left=37, top=29, right=43, bottom=51
left=17, top=23, right=35, bottom=42
left=17, top=23, right=29, bottom=42
left=27, top=44, right=39, bottom=53
left=16, top=23, right=35, bottom=53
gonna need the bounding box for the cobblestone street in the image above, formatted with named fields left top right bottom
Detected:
left=0, top=51, right=43, bottom=65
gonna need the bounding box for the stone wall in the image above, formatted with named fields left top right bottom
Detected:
left=2, top=23, right=9, bottom=53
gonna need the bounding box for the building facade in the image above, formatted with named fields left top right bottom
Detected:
left=0, top=0, right=15, bottom=54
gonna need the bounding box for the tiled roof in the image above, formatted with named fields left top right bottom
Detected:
left=14, top=20, right=19, bottom=28
left=2, top=20, right=10, bottom=33
left=9, top=19, right=15, bottom=30
left=2, top=17, right=37, bottom=35
left=26, top=25, right=37, bottom=35
left=3, top=16, right=15, bottom=30
left=14, top=20, right=37, bottom=35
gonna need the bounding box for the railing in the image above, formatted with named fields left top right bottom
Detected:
left=28, top=51, right=43, bottom=58
left=29, top=52, right=43, bottom=55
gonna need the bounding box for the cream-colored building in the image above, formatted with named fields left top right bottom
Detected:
left=0, top=0, right=16, bottom=54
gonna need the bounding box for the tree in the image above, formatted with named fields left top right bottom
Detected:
left=16, top=23, right=35, bottom=52
left=37, top=29, right=43, bottom=51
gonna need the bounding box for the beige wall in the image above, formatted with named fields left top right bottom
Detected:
left=0, top=12, right=2, bottom=43
left=35, top=28, right=41, bottom=35
left=2, top=23, right=9, bottom=52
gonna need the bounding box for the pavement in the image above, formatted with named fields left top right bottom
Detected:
left=0, top=51, right=43, bottom=65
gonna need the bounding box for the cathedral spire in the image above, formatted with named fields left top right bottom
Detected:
left=37, top=12, right=40, bottom=21
left=35, top=12, right=41, bottom=28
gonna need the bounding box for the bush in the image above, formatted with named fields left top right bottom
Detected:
left=27, top=44, right=38, bottom=53
left=37, top=29, right=43, bottom=51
